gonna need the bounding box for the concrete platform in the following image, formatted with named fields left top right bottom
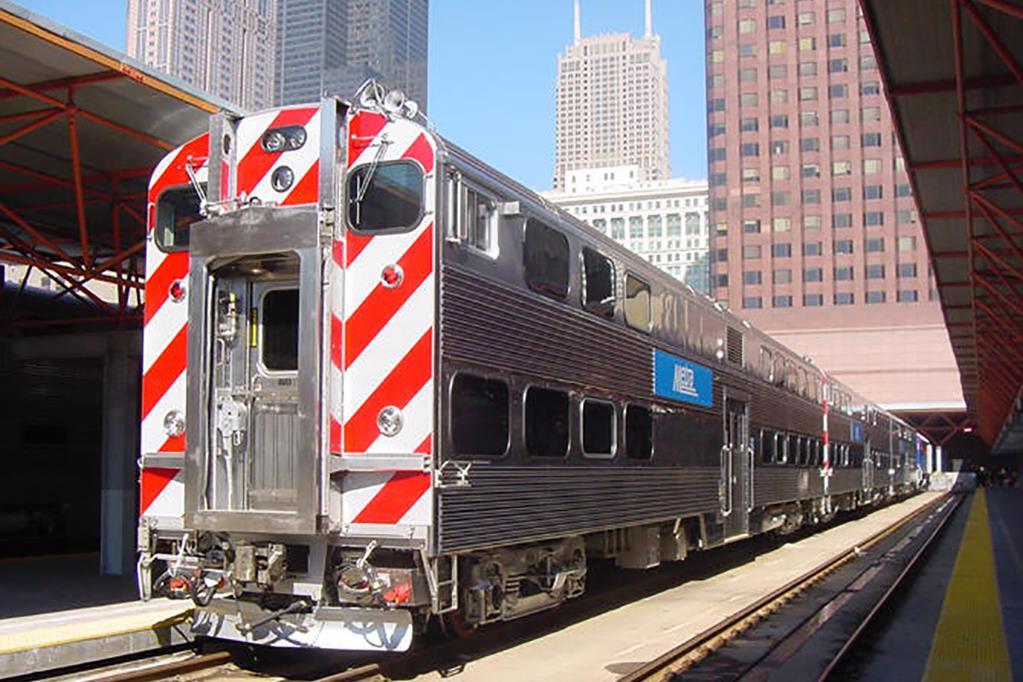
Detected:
left=0, top=553, right=136, bottom=619
left=414, top=492, right=945, bottom=681
left=0, top=599, right=192, bottom=678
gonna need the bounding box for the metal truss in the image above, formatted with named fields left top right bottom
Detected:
left=900, top=411, right=975, bottom=447
left=0, top=70, right=168, bottom=325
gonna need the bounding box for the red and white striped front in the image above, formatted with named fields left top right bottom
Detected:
left=331, top=111, right=437, bottom=537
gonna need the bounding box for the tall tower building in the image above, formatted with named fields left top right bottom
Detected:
left=704, top=0, right=962, bottom=409
left=276, top=0, right=429, bottom=110
left=554, top=0, right=670, bottom=190
left=126, top=0, right=276, bottom=110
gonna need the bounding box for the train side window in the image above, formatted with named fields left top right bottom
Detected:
left=464, top=185, right=497, bottom=257
left=581, top=399, right=616, bottom=457
left=451, top=374, right=509, bottom=456
left=348, top=161, right=424, bottom=233
left=798, top=368, right=808, bottom=397
left=778, top=433, right=788, bottom=464
left=624, top=274, right=652, bottom=332
left=524, top=219, right=570, bottom=300
left=625, top=404, right=653, bottom=459
left=581, top=248, right=616, bottom=318
left=155, top=184, right=206, bottom=252
left=261, top=288, right=299, bottom=372
left=760, top=348, right=774, bottom=381
left=525, top=386, right=569, bottom=457
left=761, top=429, right=774, bottom=464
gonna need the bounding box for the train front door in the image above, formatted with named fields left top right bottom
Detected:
left=722, top=398, right=751, bottom=540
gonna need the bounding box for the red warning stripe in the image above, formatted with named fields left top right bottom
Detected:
left=147, top=134, right=210, bottom=212
left=402, top=133, right=435, bottom=173
left=282, top=159, right=319, bottom=205
left=143, top=251, right=188, bottom=324
left=352, top=471, right=431, bottom=525
left=141, top=325, right=188, bottom=420
left=236, top=107, right=318, bottom=196
left=140, top=467, right=179, bottom=516
left=343, top=329, right=432, bottom=452
left=346, top=232, right=372, bottom=267
left=347, top=111, right=388, bottom=167
left=344, top=224, right=433, bottom=369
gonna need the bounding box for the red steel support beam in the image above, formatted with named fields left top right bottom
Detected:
left=0, top=70, right=122, bottom=100
left=66, top=107, right=91, bottom=268
left=0, top=108, right=63, bottom=147
left=962, top=0, right=1023, bottom=87
left=0, top=252, right=142, bottom=288
left=973, top=0, right=1023, bottom=21
left=0, top=201, right=74, bottom=262
left=972, top=197, right=1023, bottom=266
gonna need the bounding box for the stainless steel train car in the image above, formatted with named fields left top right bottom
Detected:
left=136, top=85, right=925, bottom=652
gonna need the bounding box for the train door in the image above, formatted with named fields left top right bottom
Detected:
left=722, top=398, right=751, bottom=539
left=862, top=442, right=874, bottom=491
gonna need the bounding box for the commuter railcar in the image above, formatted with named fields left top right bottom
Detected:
left=136, top=86, right=924, bottom=652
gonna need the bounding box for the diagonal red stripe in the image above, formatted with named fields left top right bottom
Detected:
left=415, top=434, right=431, bottom=454
left=144, top=251, right=188, bottom=324
left=159, top=434, right=185, bottom=452
left=141, top=325, right=188, bottom=420
left=347, top=111, right=388, bottom=167
left=237, top=107, right=318, bottom=195
left=330, top=313, right=343, bottom=370
left=352, top=471, right=431, bottom=524
left=343, top=329, right=432, bottom=453
left=332, top=238, right=344, bottom=266
left=344, top=224, right=433, bottom=369
left=346, top=232, right=372, bottom=266
left=148, top=134, right=210, bottom=212
left=402, top=133, right=435, bottom=173
left=140, top=467, right=179, bottom=516
left=330, top=416, right=342, bottom=454
left=282, top=159, right=319, bottom=205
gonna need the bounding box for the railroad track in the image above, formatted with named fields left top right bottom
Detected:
left=618, top=492, right=961, bottom=682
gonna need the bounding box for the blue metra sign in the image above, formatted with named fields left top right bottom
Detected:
left=850, top=422, right=865, bottom=444
left=652, top=349, right=714, bottom=408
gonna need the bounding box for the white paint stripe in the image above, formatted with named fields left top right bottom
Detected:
left=397, top=477, right=432, bottom=526
left=341, top=472, right=390, bottom=522
left=143, top=473, right=184, bottom=520
left=342, top=227, right=423, bottom=316
left=350, top=120, right=421, bottom=169
left=141, top=371, right=186, bottom=454
left=235, top=110, right=281, bottom=175
left=343, top=276, right=433, bottom=412
left=365, top=379, right=433, bottom=454
left=143, top=305, right=187, bottom=374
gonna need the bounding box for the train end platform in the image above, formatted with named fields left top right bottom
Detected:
left=0, top=599, right=193, bottom=678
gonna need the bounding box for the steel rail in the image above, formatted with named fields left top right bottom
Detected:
left=618, top=493, right=952, bottom=682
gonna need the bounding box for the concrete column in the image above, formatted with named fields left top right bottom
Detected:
left=935, top=445, right=944, bottom=473
left=100, top=335, right=141, bottom=575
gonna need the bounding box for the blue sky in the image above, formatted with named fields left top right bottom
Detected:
left=16, top=0, right=707, bottom=190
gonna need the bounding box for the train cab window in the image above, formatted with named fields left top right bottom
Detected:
left=155, top=184, right=205, bottom=251
left=524, top=220, right=570, bottom=300
left=624, top=274, right=652, bottom=332
left=581, top=400, right=616, bottom=457
left=525, top=386, right=569, bottom=457
left=261, top=288, right=299, bottom=371
left=348, top=161, right=424, bottom=233
left=464, top=185, right=497, bottom=256
left=581, top=248, right=615, bottom=318
left=625, top=405, right=653, bottom=459
left=451, top=374, right=509, bottom=456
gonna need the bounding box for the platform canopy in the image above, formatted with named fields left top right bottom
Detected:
left=860, top=0, right=1023, bottom=452
left=0, top=0, right=235, bottom=326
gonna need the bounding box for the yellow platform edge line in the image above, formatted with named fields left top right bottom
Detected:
left=0, top=607, right=192, bottom=656
left=924, top=489, right=1013, bottom=682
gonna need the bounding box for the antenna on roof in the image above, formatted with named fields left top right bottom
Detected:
left=574, top=0, right=581, bottom=42
left=644, top=0, right=653, bottom=38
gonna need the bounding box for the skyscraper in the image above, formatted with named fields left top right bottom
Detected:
left=554, top=0, right=669, bottom=190
left=704, top=0, right=962, bottom=409
left=126, top=0, right=276, bottom=110
left=275, top=0, right=429, bottom=109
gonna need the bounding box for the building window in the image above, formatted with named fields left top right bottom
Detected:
left=525, top=386, right=569, bottom=458
left=740, top=67, right=758, bottom=83
left=832, top=134, right=851, bottom=149
left=804, top=241, right=822, bottom=256
left=774, top=269, right=792, bottom=284
left=773, top=243, right=792, bottom=257
left=897, top=209, right=918, bottom=224
left=768, top=40, right=787, bottom=54
left=743, top=296, right=763, bottom=309
left=743, top=270, right=763, bottom=285
left=835, top=240, right=854, bottom=254
left=862, top=81, right=881, bottom=96
left=828, top=33, right=847, bottom=47
left=772, top=191, right=790, bottom=206
left=771, top=140, right=790, bottom=155
left=866, top=238, right=885, bottom=253
left=799, top=86, right=819, bottom=101
left=773, top=217, right=792, bottom=232
left=833, top=160, right=852, bottom=175
left=744, top=245, right=762, bottom=259
left=861, top=55, right=877, bottom=70
left=835, top=266, right=854, bottom=281
left=898, top=263, right=918, bottom=277
left=709, top=147, right=726, bottom=162
left=743, top=219, right=762, bottom=234
left=864, top=185, right=884, bottom=200
left=833, top=187, right=852, bottom=202
left=742, top=193, right=761, bottom=208
left=770, top=89, right=789, bottom=104
left=768, top=15, right=786, bottom=29
left=828, top=58, right=848, bottom=73
left=829, top=84, right=849, bottom=99
left=897, top=183, right=912, bottom=197
left=804, top=215, right=822, bottom=230
left=864, top=210, right=885, bottom=225
left=741, top=142, right=760, bottom=157
left=798, top=11, right=815, bottom=25
left=834, top=292, right=855, bottom=305
left=773, top=295, right=793, bottom=308
left=739, top=18, right=757, bottom=33
left=866, top=264, right=885, bottom=279
left=740, top=92, right=759, bottom=107
left=804, top=267, right=823, bottom=282
left=803, top=189, right=822, bottom=204
left=833, top=213, right=853, bottom=228
left=803, top=163, right=821, bottom=178
left=801, top=137, right=820, bottom=152
left=799, top=37, right=816, bottom=51
left=772, top=166, right=790, bottom=181
left=799, top=61, right=818, bottom=76
left=769, top=65, right=788, bottom=79
left=898, top=289, right=919, bottom=302
left=800, top=111, right=820, bottom=126
left=862, top=132, right=883, bottom=147
left=770, top=114, right=789, bottom=128
left=862, top=106, right=882, bottom=121
left=804, top=293, right=824, bottom=306
left=898, top=236, right=917, bottom=252
left=740, top=117, right=759, bottom=132
left=451, top=374, right=509, bottom=456
left=827, top=7, right=847, bottom=22
left=863, top=158, right=883, bottom=174
left=866, top=290, right=886, bottom=304
left=742, top=168, right=761, bottom=182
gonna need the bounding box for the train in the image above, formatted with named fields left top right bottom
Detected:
left=136, top=82, right=926, bottom=652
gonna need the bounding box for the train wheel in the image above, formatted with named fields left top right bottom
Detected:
left=438, top=610, right=478, bottom=639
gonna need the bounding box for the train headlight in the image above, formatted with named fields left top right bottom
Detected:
left=163, top=410, right=186, bottom=438
left=261, top=129, right=287, bottom=153
left=377, top=406, right=404, bottom=437
left=271, top=166, right=294, bottom=192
